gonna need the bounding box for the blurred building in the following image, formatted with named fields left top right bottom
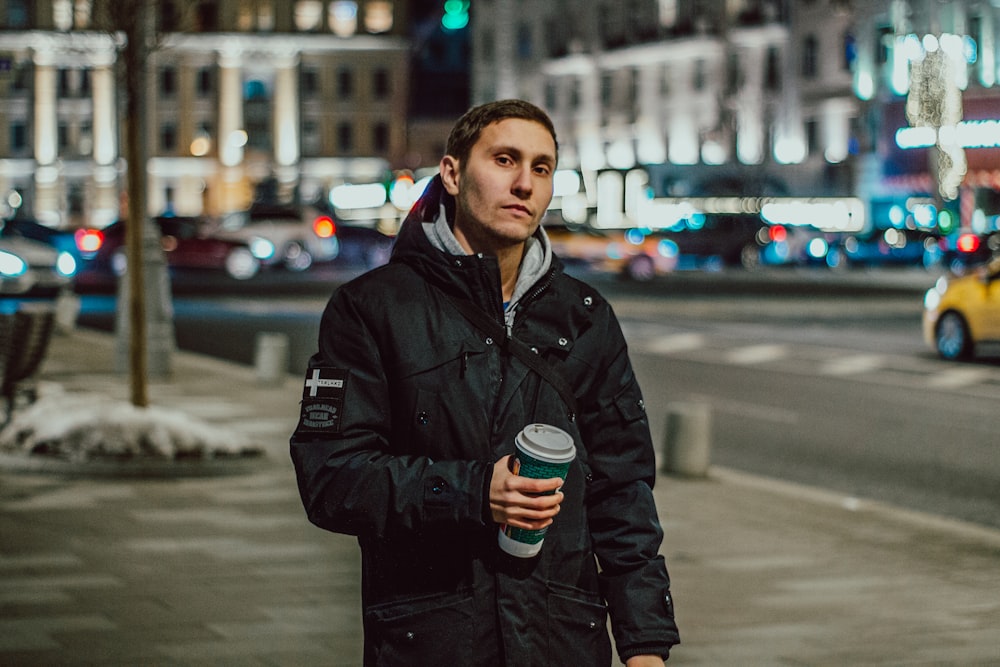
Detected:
left=0, top=0, right=413, bottom=228
left=472, top=0, right=1000, bottom=234
left=851, top=0, right=1000, bottom=235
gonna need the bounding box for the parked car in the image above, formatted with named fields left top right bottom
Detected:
left=1, top=216, right=83, bottom=268
left=643, top=213, right=767, bottom=272
left=840, top=228, right=940, bottom=268
left=0, top=226, right=77, bottom=299
left=332, top=222, right=396, bottom=270
left=543, top=219, right=666, bottom=280
left=935, top=230, right=1000, bottom=274
left=923, top=257, right=1000, bottom=360
left=214, top=203, right=339, bottom=271
left=75, top=216, right=270, bottom=285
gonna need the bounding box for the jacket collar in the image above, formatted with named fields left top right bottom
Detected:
left=391, top=174, right=557, bottom=314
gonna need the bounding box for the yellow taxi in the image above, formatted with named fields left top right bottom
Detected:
left=923, top=256, right=1000, bottom=360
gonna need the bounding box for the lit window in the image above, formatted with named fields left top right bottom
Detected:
left=258, top=1, right=275, bottom=30
left=330, top=1, right=358, bottom=37
left=237, top=5, right=252, bottom=30
left=53, top=0, right=72, bottom=30
left=364, top=1, right=393, bottom=33
left=295, top=1, right=322, bottom=31
left=8, top=0, right=29, bottom=28
left=74, top=0, right=91, bottom=28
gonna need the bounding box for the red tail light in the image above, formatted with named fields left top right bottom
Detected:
left=74, top=228, right=105, bottom=253
left=313, top=215, right=336, bottom=238
left=769, top=225, right=787, bottom=243
left=957, top=233, right=980, bottom=254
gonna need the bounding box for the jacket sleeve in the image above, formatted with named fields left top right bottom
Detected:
left=289, top=287, right=492, bottom=540
left=578, top=307, right=680, bottom=658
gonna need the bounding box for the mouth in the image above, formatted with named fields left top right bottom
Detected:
left=504, top=204, right=532, bottom=217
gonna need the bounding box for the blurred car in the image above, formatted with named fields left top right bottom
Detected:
left=75, top=216, right=269, bottom=284
left=332, top=222, right=396, bottom=270
left=543, top=219, right=668, bottom=280
left=643, top=213, right=767, bottom=272
left=840, top=228, right=940, bottom=268
left=923, top=257, right=1000, bottom=360
left=935, top=229, right=1000, bottom=274
left=0, top=229, right=77, bottom=299
left=213, top=202, right=339, bottom=271
left=1, top=216, right=83, bottom=267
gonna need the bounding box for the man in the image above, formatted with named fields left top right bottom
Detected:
left=291, top=99, right=679, bottom=665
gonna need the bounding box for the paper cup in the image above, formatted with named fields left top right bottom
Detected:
left=498, top=423, right=576, bottom=558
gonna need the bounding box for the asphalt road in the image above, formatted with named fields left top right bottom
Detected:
left=74, top=266, right=1000, bottom=529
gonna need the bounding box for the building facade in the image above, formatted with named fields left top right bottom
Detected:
left=0, top=0, right=410, bottom=228
left=472, top=0, right=1000, bottom=235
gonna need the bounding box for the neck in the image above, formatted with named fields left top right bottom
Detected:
left=495, top=244, right=525, bottom=303
left=452, top=225, right=525, bottom=303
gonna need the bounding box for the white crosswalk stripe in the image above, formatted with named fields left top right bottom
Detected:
left=819, top=354, right=886, bottom=376
left=926, top=367, right=995, bottom=389
left=726, top=344, right=787, bottom=365
left=623, top=322, right=1000, bottom=396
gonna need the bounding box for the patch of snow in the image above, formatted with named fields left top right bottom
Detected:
left=0, top=385, right=261, bottom=462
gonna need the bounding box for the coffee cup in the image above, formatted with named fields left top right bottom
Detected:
left=498, top=423, right=576, bottom=558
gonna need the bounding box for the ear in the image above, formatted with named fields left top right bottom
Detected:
left=439, top=155, right=461, bottom=196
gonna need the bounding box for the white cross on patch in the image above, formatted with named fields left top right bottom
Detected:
left=305, top=369, right=344, bottom=397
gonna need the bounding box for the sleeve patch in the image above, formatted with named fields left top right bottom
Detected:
left=298, top=368, right=349, bottom=433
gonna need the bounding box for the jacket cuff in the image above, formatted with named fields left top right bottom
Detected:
left=480, top=461, right=494, bottom=524
left=618, top=644, right=672, bottom=662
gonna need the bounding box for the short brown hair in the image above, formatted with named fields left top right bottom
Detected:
left=445, top=99, right=558, bottom=165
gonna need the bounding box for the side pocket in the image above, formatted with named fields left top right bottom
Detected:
left=546, top=584, right=611, bottom=666
left=366, top=591, right=475, bottom=666
left=613, top=383, right=647, bottom=425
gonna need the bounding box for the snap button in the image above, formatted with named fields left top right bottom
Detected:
left=530, top=346, right=539, bottom=354
left=486, top=337, right=494, bottom=345
left=588, top=620, right=597, bottom=629
left=405, top=631, right=415, bottom=641
left=558, top=337, right=568, bottom=346
left=583, top=296, right=593, bottom=306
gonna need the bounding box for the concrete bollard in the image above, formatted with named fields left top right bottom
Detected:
left=54, top=292, right=81, bottom=335
left=661, top=402, right=712, bottom=477
left=255, top=332, right=290, bottom=386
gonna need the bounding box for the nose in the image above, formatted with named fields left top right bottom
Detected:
left=511, top=165, right=533, bottom=197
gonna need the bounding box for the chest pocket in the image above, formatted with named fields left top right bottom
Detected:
left=391, top=336, right=495, bottom=461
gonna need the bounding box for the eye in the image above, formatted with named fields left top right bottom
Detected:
left=496, top=155, right=514, bottom=166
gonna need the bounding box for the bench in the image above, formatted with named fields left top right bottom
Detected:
left=0, top=305, right=56, bottom=424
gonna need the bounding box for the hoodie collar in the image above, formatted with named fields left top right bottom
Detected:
left=399, top=174, right=554, bottom=313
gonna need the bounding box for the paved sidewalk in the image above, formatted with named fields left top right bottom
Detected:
left=1, top=328, right=998, bottom=665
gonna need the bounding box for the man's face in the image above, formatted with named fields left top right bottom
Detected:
left=441, top=118, right=557, bottom=254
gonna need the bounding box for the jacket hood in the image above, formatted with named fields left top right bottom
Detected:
left=391, top=173, right=557, bottom=314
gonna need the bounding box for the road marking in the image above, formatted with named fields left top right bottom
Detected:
left=689, top=393, right=799, bottom=424
left=635, top=332, right=705, bottom=355
left=819, top=354, right=886, bottom=376
left=927, top=367, right=994, bottom=389
left=726, top=344, right=787, bottom=365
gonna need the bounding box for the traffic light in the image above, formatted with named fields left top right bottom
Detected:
left=441, top=0, right=469, bottom=30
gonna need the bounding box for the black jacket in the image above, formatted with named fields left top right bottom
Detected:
left=291, top=178, right=679, bottom=665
